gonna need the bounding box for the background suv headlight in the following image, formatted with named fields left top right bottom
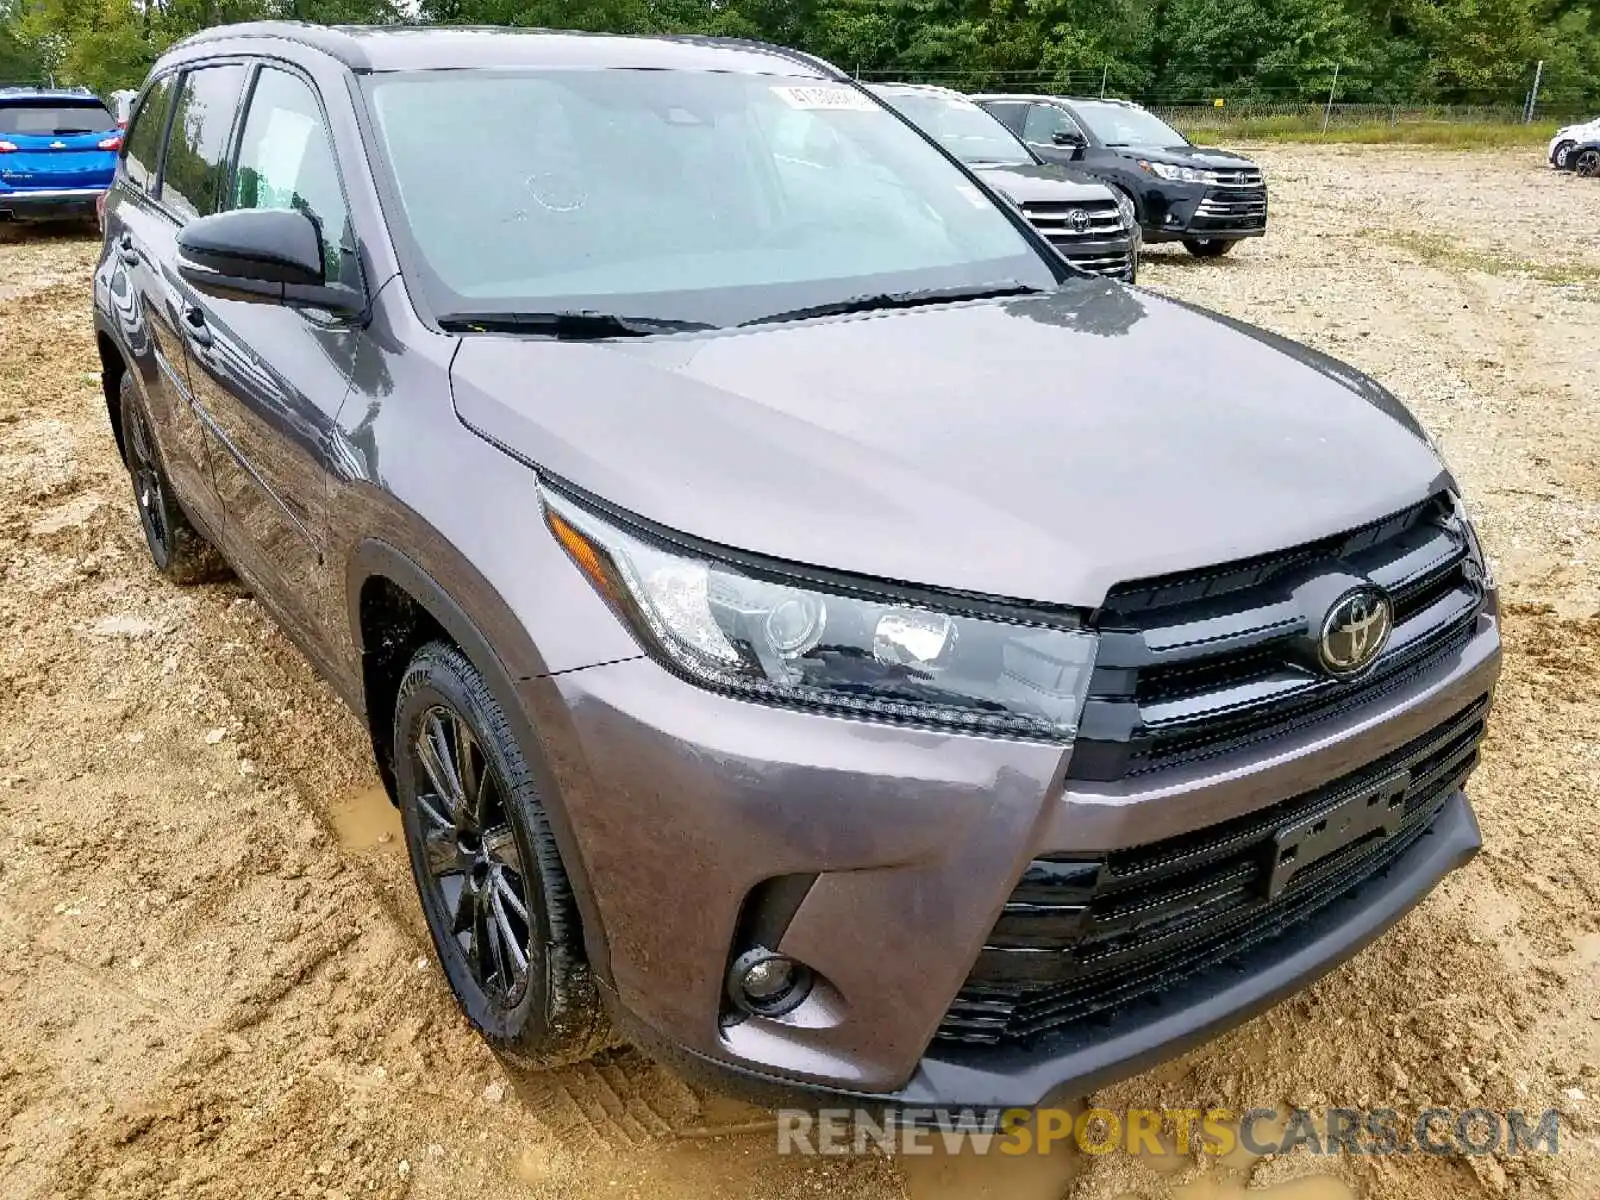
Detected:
left=1113, top=190, right=1137, bottom=231
left=542, top=485, right=1096, bottom=739
left=1139, top=160, right=1216, bottom=184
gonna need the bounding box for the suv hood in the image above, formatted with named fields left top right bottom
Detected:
left=971, top=162, right=1115, bottom=203
left=450, top=281, right=1446, bottom=608
left=1114, top=144, right=1256, bottom=170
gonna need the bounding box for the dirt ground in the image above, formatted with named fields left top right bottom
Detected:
left=1, top=145, right=1597, bottom=1200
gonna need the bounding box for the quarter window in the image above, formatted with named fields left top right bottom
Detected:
left=161, top=64, right=248, bottom=219
left=228, top=67, right=352, bottom=285
left=123, top=75, right=175, bottom=192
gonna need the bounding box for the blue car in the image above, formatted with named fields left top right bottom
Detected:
left=0, top=87, right=121, bottom=224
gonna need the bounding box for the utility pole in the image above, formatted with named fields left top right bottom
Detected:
left=1322, top=63, right=1340, bottom=133
left=1100, top=65, right=1108, bottom=97
left=1524, top=60, right=1543, bottom=124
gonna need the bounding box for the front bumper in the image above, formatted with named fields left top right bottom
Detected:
left=531, top=609, right=1499, bottom=1106
left=0, top=185, right=106, bottom=220
left=1140, top=181, right=1268, bottom=243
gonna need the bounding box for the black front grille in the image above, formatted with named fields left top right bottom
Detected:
left=1192, top=188, right=1267, bottom=231
left=1020, top=199, right=1133, bottom=277
left=935, top=696, right=1488, bottom=1046
left=1070, top=495, right=1489, bottom=781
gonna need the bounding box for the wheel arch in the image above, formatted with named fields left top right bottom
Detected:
left=346, top=537, right=616, bottom=988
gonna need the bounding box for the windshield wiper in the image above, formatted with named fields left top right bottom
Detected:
left=741, top=282, right=1046, bottom=328
left=438, top=310, right=716, bottom=339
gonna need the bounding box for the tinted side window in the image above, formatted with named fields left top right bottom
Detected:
left=228, top=67, right=352, bottom=284
left=981, top=101, right=1027, bottom=136
left=161, top=64, right=247, bottom=219
left=1021, top=103, right=1083, bottom=146
left=123, top=75, right=175, bottom=192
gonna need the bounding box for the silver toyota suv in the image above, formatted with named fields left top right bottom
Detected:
left=97, top=23, right=1499, bottom=1111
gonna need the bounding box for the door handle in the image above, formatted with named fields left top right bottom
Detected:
left=117, top=233, right=141, bottom=267
left=182, top=303, right=213, bottom=348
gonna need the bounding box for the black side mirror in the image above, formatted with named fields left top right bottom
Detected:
left=177, top=208, right=362, bottom=315
left=1051, top=130, right=1086, bottom=148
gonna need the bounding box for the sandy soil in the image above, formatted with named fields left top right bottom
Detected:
left=1, top=146, right=1597, bottom=1200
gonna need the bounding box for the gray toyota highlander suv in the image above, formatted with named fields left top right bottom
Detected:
left=95, top=23, right=1500, bottom=1109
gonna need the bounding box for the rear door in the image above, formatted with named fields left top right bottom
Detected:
left=0, top=96, right=121, bottom=190
left=103, top=72, right=219, bottom=534
left=178, top=62, right=360, bottom=656
left=115, top=65, right=248, bottom=539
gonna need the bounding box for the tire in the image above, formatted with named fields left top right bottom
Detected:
left=1576, top=149, right=1600, bottom=179
left=1553, top=140, right=1575, bottom=169
left=1182, top=237, right=1238, bottom=258
left=393, top=641, right=609, bottom=1067
left=118, top=373, right=226, bottom=584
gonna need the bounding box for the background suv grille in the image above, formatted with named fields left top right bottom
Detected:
left=1069, top=494, right=1488, bottom=781
left=1192, top=168, right=1267, bottom=231
left=936, top=696, right=1488, bottom=1046
left=1019, top=199, right=1133, bottom=277
left=1210, top=167, right=1265, bottom=188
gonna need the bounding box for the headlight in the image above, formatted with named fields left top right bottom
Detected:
left=542, top=486, right=1096, bottom=739
left=1113, top=190, right=1137, bottom=230
left=1139, top=160, right=1214, bottom=184
left=1451, top=492, right=1495, bottom=591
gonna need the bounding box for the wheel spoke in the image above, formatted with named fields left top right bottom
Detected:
left=494, top=868, right=529, bottom=922
left=128, top=410, right=151, bottom=463
left=485, top=902, right=511, bottom=990
left=471, top=894, right=495, bottom=988
left=490, top=889, right=529, bottom=974
left=451, top=713, right=483, bottom=826
left=415, top=785, right=453, bottom=836
left=417, top=711, right=466, bottom=823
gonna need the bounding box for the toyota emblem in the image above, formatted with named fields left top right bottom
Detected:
left=1318, top=587, right=1393, bottom=677
left=1070, top=209, right=1091, bottom=233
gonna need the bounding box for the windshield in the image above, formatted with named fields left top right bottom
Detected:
left=878, top=91, right=1033, bottom=167
left=0, top=100, right=117, bottom=135
left=1070, top=102, right=1188, bottom=148
left=363, top=69, right=1059, bottom=329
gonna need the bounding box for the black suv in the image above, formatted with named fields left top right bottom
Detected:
left=974, top=94, right=1267, bottom=257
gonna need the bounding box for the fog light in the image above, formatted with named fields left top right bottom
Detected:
left=728, top=948, right=812, bottom=1017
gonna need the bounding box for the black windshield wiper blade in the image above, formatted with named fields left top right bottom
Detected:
left=438, top=310, right=716, bottom=339
left=741, top=282, right=1046, bottom=328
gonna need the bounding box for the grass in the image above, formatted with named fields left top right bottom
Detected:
left=1169, top=116, right=1563, bottom=147
left=1379, top=230, right=1600, bottom=297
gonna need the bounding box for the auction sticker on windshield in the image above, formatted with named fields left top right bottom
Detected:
left=772, top=85, right=878, bottom=112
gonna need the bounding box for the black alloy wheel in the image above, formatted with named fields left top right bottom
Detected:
left=118, top=373, right=225, bottom=583
left=393, top=641, right=609, bottom=1065
left=409, top=702, right=533, bottom=1005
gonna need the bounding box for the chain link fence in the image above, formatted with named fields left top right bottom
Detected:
left=854, top=68, right=1596, bottom=131
left=1149, top=101, right=1588, bottom=134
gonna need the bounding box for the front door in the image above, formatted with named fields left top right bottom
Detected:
left=1018, top=102, right=1089, bottom=169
